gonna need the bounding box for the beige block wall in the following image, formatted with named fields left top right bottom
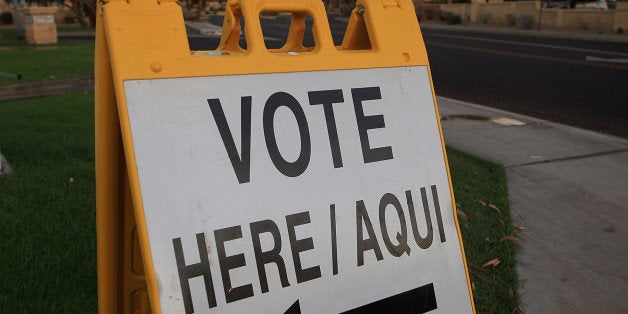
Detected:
left=23, top=23, right=57, bottom=44
left=539, top=9, right=558, bottom=27
left=513, top=2, right=538, bottom=17
left=559, top=10, right=615, bottom=29
left=613, top=2, right=628, bottom=31
left=441, top=1, right=538, bottom=24
left=441, top=4, right=469, bottom=20
left=436, top=1, right=621, bottom=31
left=416, top=4, right=442, bottom=21
left=477, top=2, right=515, bottom=23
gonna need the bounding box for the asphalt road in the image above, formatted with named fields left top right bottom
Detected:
left=422, top=26, right=628, bottom=138
left=196, top=13, right=345, bottom=49
left=189, top=14, right=628, bottom=138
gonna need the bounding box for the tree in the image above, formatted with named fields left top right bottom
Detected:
left=195, top=0, right=206, bottom=20
left=67, top=0, right=96, bottom=27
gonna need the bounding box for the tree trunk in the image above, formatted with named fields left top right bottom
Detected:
left=11, top=0, right=24, bottom=39
left=73, top=0, right=88, bottom=27
left=82, top=0, right=97, bottom=27
left=196, top=0, right=206, bottom=20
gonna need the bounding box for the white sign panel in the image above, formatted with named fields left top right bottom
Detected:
left=124, top=66, right=472, bottom=313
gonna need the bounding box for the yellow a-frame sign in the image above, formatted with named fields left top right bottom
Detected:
left=95, top=0, right=475, bottom=312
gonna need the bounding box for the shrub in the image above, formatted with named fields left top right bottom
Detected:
left=423, top=6, right=441, bottom=20
left=617, top=26, right=624, bottom=34
left=62, top=14, right=75, bottom=24
left=182, top=7, right=195, bottom=20
left=206, top=4, right=225, bottom=14
left=608, top=0, right=617, bottom=9
left=0, top=11, right=13, bottom=25
left=479, top=12, right=491, bottom=24
left=442, top=12, right=462, bottom=25
left=517, top=13, right=535, bottom=29
left=506, top=13, right=516, bottom=26
left=449, top=14, right=462, bottom=24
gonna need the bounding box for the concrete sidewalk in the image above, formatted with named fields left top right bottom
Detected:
left=0, top=77, right=93, bottom=101
left=437, top=96, right=628, bottom=313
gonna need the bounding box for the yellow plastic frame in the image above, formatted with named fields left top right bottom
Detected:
left=95, top=0, right=475, bottom=312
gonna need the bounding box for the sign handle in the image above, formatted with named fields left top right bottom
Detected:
left=218, top=0, right=336, bottom=56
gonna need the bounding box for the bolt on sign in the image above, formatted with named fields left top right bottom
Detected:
left=95, top=0, right=475, bottom=313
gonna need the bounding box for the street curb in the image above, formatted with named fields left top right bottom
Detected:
left=420, top=23, right=628, bottom=43
left=436, top=96, right=628, bottom=145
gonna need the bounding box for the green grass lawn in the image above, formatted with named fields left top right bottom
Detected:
left=0, top=93, right=96, bottom=312
left=448, top=148, right=520, bottom=313
left=0, top=25, right=93, bottom=37
left=0, top=37, right=94, bottom=86
left=0, top=92, right=519, bottom=312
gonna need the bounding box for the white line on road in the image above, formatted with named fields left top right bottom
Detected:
left=585, top=56, right=628, bottom=64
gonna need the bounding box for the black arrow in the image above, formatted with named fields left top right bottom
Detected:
left=284, top=283, right=436, bottom=314
left=284, top=299, right=301, bottom=314
left=342, top=283, right=437, bottom=314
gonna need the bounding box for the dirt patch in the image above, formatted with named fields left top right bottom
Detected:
left=0, top=76, right=94, bottom=101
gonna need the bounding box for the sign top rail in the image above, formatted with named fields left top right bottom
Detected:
left=102, top=0, right=429, bottom=80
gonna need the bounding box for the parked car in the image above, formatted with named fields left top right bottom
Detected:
left=541, top=0, right=609, bottom=9
left=542, top=0, right=570, bottom=8
left=576, top=0, right=609, bottom=9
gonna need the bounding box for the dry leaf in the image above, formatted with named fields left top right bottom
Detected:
left=517, top=226, right=526, bottom=231
left=471, top=281, right=476, bottom=290
left=479, top=200, right=487, bottom=207
left=517, top=299, right=525, bottom=312
left=500, top=235, right=519, bottom=243
left=508, top=288, right=514, bottom=298
left=519, top=214, right=525, bottom=220
left=488, top=203, right=501, bottom=213
left=457, top=209, right=468, bottom=220
left=68, top=177, right=75, bottom=183
left=481, top=258, right=501, bottom=268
